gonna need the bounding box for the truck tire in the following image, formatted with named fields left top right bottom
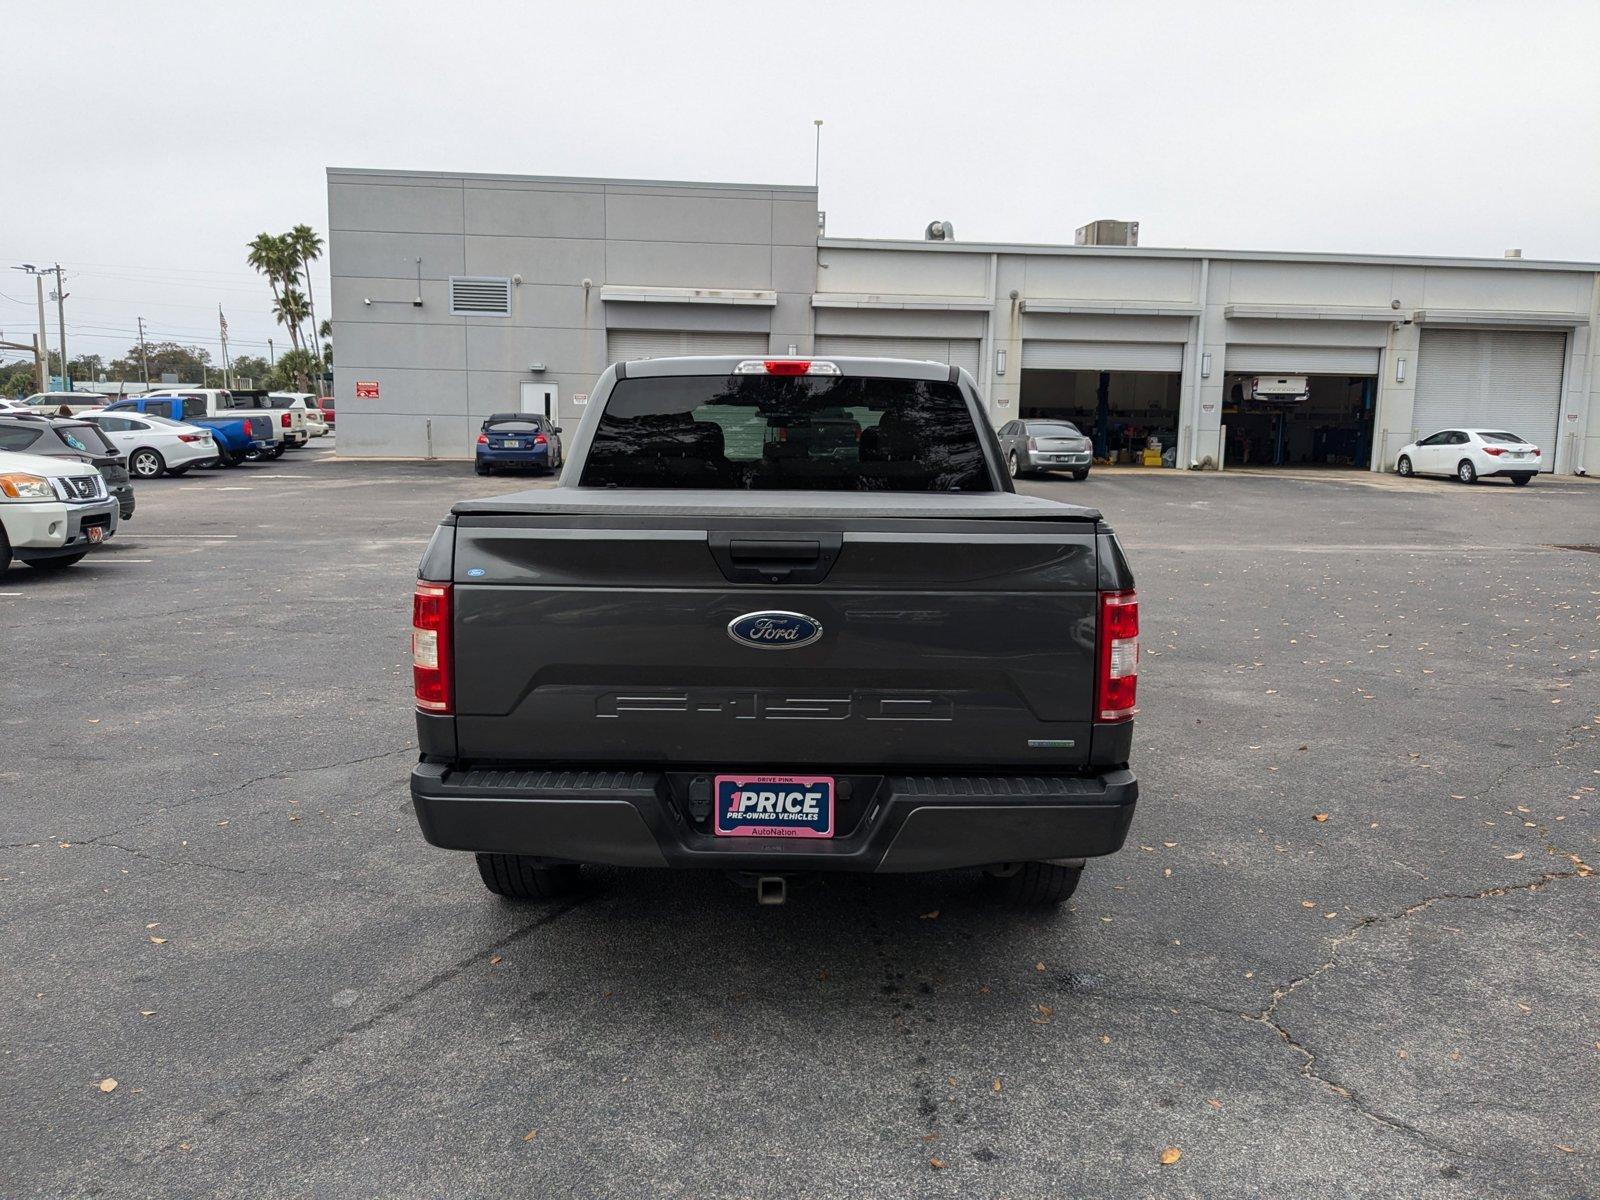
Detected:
left=994, top=861, right=1083, bottom=904
left=475, top=853, right=580, bottom=900
left=1072, top=468, right=1090, bottom=481
left=266, top=444, right=287, bottom=460
left=0, top=526, right=10, bottom=573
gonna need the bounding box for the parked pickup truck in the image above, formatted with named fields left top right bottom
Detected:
left=103, top=395, right=274, bottom=466
left=0, top=447, right=119, bottom=572
left=224, top=390, right=310, bottom=452
left=410, top=356, right=1139, bottom=906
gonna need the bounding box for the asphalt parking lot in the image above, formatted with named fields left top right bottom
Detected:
left=3, top=448, right=1597, bottom=1199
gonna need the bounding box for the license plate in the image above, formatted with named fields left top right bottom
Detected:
left=714, top=774, right=834, bottom=838
left=85, top=525, right=105, bottom=544
left=502, top=440, right=521, bottom=449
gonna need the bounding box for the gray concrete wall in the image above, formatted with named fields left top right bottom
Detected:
left=329, top=169, right=817, bottom=458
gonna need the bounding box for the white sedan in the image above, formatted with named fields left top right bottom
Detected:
left=78, top=411, right=219, bottom=478
left=1396, top=428, right=1542, bottom=486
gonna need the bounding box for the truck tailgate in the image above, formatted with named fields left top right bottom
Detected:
left=446, top=490, right=1102, bottom=770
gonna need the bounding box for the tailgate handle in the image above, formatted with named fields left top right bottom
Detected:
left=708, top=533, right=842, bottom=585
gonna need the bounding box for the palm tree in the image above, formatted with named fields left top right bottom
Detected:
left=273, top=286, right=310, bottom=354
left=247, top=232, right=287, bottom=314
left=287, top=224, right=325, bottom=363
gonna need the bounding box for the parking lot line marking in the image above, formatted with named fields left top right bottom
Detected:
left=134, top=534, right=239, bottom=539
left=0, top=592, right=22, bottom=597
left=217, top=486, right=255, bottom=491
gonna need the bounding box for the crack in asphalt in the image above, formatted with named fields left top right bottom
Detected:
left=65, top=745, right=416, bottom=850
left=122, top=895, right=590, bottom=1170
left=1246, top=867, right=1592, bottom=1159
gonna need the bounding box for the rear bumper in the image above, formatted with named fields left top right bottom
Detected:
left=477, top=448, right=552, bottom=467
left=410, top=762, right=1137, bottom=873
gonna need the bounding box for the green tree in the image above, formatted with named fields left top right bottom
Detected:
left=287, top=224, right=325, bottom=362
left=248, top=232, right=302, bottom=350
left=272, top=286, right=310, bottom=356
left=230, top=354, right=273, bottom=387
left=265, top=347, right=318, bottom=392
left=108, top=341, right=212, bottom=385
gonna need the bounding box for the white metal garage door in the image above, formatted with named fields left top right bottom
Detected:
left=1021, top=340, right=1183, bottom=372
left=1414, top=329, right=1565, bottom=469
left=813, top=335, right=980, bottom=377
left=606, top=329, right=768, bottom=363
left=1224, top=345, right=1381, bottom=375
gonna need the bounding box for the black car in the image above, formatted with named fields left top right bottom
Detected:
left=0, top=414, right=136, bottom=520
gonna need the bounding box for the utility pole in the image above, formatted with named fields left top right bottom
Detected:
left=218, top=305, right=233, bottom=389
left=13, top=265, right=51, bottom=392
left=136, top=316, right=150, bottom=385
left=813, top=119, right=824, bottom=189
left=48, top=264, right=67, bottom=389
left=267, top=337, right=275, bottom=366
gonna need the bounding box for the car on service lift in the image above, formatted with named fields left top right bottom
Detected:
left=474, top=413, right=562, bottom=475
left=1396, top=428, right=1543, bottom=485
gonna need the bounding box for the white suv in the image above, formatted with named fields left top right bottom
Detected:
left=0, top=448, right=119, bottom=572
left=1396, top=428, right=1543, bottom=486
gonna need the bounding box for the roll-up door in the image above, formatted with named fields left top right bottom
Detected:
left=813, top=335, right=980, bottom=377
left=606, top=329, right=768, bottom=363
left=1021, top=340, right=1183, bottom=371
left=1413, top=329, right=1565, bottom=468
left=1224, top=345, right=1381, bottom=375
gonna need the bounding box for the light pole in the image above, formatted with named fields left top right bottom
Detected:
left=813, top=119, right=824, bottom=190
left=13, top=265, right=51, bottom=392
left=48, top=265, right=67, bottom=388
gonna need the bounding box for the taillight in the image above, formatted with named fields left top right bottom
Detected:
left=1482, top=446, right=1504, bottom=456
left=412, top=582, right=453, bottom=713
left=534, top=434, right=548, bottom=445
left=1530, top=446, right=1540, bottom=456
left=476, top=433, right=489, bottom=445
left=1096, top=591, right=1138, bottom=722
left=178, top=434, right=200, bottom=443
left=281, top=412, right=291, bottom=428
left=1028, top=438, right=1039, bottom=452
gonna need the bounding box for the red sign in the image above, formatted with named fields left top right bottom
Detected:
left=355, top=380, right=379, bottom=399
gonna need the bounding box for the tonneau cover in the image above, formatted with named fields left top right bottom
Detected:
left=452, top=488, right=1101, bottom=522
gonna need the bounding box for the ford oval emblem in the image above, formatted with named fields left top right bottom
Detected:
left=727, top=610, right=823, bottom=650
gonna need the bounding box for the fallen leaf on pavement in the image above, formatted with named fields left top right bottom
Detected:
left=920, top=911, right=939, bottom=920
left=1035, top=962, right=1046, bottom=972
left=1160, top=1147, right=1182, bottom=1165
left=139, top=1010, right=155, bottom=1018
left=1504, top=852, right=1525, bottom=861
left=522, top=1128, right=537, bottom=1142
left=98, top=1079, right=117, bottom=1093
left=1313, top=813, right=1329, bottom=822
left=929, top=1157, right=946, bottom=1170
left=1099, top=1035, right=1111, bottom=1044
left=1206, top=1098, right=1222, bottom=1110
left=1556, top=1145, right=1575, bottom=1153
left=148, top=936, right=166, bottom=944
left=992, top=1078, right=1002, bottom=1093
left=490, top=955, right=502, bottom=965
left=1301, top=900, right=1316, bottom=908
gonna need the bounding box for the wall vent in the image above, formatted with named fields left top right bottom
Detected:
left=449, top=276, right=512, bottom=316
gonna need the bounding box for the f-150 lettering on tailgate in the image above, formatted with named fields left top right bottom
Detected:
left=595, top=690, right=954, bottom=721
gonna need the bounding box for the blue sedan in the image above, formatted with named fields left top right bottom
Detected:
left=475, top=414, right=562, bottom=476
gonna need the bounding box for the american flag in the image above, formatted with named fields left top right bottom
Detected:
left=218, top=306, right=229, bottom=334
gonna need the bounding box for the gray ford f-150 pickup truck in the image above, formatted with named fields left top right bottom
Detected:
left=410, top=356, right=1138, bottom=905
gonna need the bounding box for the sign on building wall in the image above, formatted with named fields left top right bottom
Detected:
left=355, top=380, right=379, bottom=398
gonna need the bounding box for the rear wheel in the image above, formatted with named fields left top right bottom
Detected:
left=27, top=551, right=88, bottom=570
left=989, top=861, right=1083, bottom=905
left=128, top=447, right=164, bottom=479
left=1072, top=468, right=1090, bottom=481
left=266, top=444, right=286, bottom=460
left=167, top=464, right=191, bottom=477
left=1457, top=459, right=1478, bottom=484
left=475, top=853, right=581, bottom=900
left=1397, top=454, right=1413, bottom=477
left=475, top=462, right=491, bottom=476
left=0, top=526, right=10, bottom=573
left=1007, top=451, right=1021, bottom=479
left=1511, top=474, right=1532, bottom=487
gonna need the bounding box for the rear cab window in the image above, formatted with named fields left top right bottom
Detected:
left=1479, top=432, right=1528, bottom=444
left=579, top=373, right=992, bottom=492
left=486, top=420, right=542, bottom=434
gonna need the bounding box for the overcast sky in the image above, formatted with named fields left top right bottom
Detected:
left=5, top=0, right=1598, bottom=379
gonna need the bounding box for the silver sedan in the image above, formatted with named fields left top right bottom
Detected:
left=997, top=419, right=1094, bottom=480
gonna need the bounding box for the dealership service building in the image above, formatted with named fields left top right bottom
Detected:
left=327, top=167, right=1599, bottom=474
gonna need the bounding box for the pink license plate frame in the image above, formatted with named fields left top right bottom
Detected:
left=713, top=774, right=835, bottom=839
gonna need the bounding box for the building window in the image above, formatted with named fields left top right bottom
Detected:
left=449, top=276, right=513, bottom=317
